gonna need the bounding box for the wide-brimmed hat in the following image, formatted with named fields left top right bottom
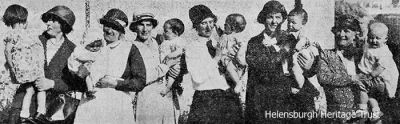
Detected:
left=332, top=14, right=361, bottom=33
left=189, top=4, right=217, bottom=26
left=99, top=8, right=128, bottom=33
left=41, top=6, right=75, bottom=30
left=129, top=13, right=158, bottom=32
left=257, top=1, right=287, bottom=24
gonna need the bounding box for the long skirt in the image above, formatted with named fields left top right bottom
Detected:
left=74, top=88, right=135, bottom=124
left=187, top=89, right=242, bottom=124
left=136, top=82, right=177, bottom=124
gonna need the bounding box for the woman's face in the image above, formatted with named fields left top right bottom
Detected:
left=45, top=20, right=63, bottom=37
left=264, top=12, right=283, bottom=33
left=335, top=28, right=358, bottom=48
left=103, top=26, right=121, bottom=44
left=136, top=20, right=154, bottom=41
left=196, top=17, right=215, bottom=38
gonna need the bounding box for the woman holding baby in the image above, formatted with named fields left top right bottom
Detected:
left=73, top=9, right=179, bottom=124
left=244, top=1, right=298, bottom=123
left=298, top=15, right=363, bottom=124
left=7, top=5, right=87, bottom=124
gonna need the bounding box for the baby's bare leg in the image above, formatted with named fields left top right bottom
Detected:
left=292, top=52, right=305, bottom=88
left=160, top=76, right=175, bottom=96
left=36, top=91, right=46, bottom=114
left=359, top=91, right=369, bottom=110
left=369, top=98, right=380, bottom=112
left=21, top=86, right=35, bottom=118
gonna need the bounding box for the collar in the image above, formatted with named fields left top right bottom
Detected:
left=107, top=39, right=122, bottom=49
left=336, top=50, right=354, bottom=62
left=195, top=35, right=215, bottom=45
left=48, top=36, right=64, bottom=46
left=262, top=32, right=277, bottom=46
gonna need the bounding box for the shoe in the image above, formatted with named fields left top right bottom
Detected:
left=32, top=112, right=51, bottom=124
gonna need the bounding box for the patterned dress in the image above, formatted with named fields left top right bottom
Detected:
left=0, top=43, right=17, bottom=123
left=317, top=49, right=357, bottom=122
left=4, top=29, right=45, bottom=84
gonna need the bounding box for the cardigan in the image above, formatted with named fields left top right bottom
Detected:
left=11, top=32, right=86, bottom=109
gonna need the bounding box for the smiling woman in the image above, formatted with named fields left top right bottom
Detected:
left=245, top=1, right=297, bottom=123
left=129, top=13, right=180, bottom=124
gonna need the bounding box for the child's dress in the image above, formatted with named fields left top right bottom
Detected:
left=358, top=44, right=399, bottom=98
left=160, top=37, right=185, bottom=66
left=159, top=37, right=185, bottom=92
left=0, top=37, right=17, bottom=123
left=4, top=29, right=45, bottom=84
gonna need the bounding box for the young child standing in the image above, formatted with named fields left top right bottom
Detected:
left=286, top=2, right=327, bottom=114
left=2, top=4, right=46, bottom=122
left=356, top=22, right=399, bottom=120
left=159, top=18, right=186, bottom=98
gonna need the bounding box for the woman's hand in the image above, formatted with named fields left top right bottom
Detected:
left=297, top=50, right=315, bottom=71
left=35, top=77, right=55, bottom=91
left=77, top=63, right=91, bottom=78
left=227, top=43, right=241, bottom=58
left=97, top=75, right=119, bottom=88
left=164, top=56, right=181, bottom=67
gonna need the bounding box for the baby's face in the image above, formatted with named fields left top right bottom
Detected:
left=163, top=23, right=177, bottom=40
left=367, top=28, right=387, bottom=49
left=287, top=15, right=304, bottom=32
left=85, top=40, right=103, bottom=52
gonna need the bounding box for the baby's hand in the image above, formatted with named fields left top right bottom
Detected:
left=160, top=87, right=170, bottom=97
left=234, top=84, right=242, bottom=94
left=291, top=87, right=300, bottom=94
left=295, top=36, right=310, bottom=51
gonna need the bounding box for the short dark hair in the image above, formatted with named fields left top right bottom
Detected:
left=42, top=14, right=73, bottom=34
left=288, top=0, right=308, bottom=25
left=226, top=13, right=246, bottom=32
left=3, top=4, right=28, bottom=27
left=165, top=18, right=185, bottom=36
left=257, top=1, right=287, bottom=24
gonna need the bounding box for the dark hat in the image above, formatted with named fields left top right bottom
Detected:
left=257, top=1, right=287, bottom=24
left=332, top=14, right=361, bottom=33
left=129, top=13, right=158, bottom=32
left=189, top=4, right=217, bottom=26
left=41, top=6, right=75, bottom=29
left=100, top=8, right=128, bottom=33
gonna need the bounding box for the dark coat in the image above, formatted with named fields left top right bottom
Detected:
left=245, top=31, right=297, bottom=124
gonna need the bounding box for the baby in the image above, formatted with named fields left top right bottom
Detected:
left=356, top=22, right=399, bottom=120
left=159, top=18, right=186, bottom=97
left=2, top=4, right=46, bottom=121
left=286, top=3, right=326, bottom=113
left=220, top=13, right=247, bottom=94
left=68, top=39, right=104, bottom=96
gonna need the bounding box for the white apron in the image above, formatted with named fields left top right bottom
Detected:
left=74, top=40, right=135, bottom=124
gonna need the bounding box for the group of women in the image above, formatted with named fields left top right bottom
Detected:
left=0, top=0, right=398, bottom=124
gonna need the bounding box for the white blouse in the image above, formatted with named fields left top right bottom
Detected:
left=185, top=36, right=230, bottom=91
